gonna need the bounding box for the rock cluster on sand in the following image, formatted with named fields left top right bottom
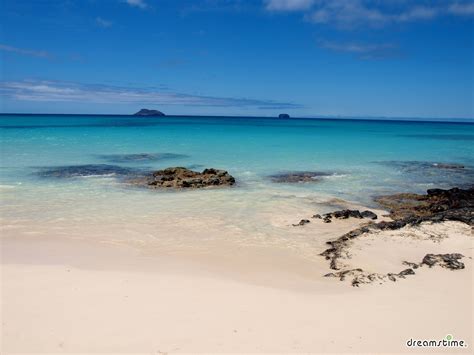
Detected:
left=324, top=252, right=466, bottom=287
left=421, top=253, right=465, bottom=270
left=292, top=219, right=310, bottom=226
left=313, top=209, right=378, bottom=223
left=320, top=187, right=473, bottom=285
left=324, top=267, right=416, bottom=287
left=130, top=167, right=235, bottom=189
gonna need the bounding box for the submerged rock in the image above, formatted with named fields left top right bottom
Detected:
left=129, top=167, right=235, bottom=189
left=133, top=108, right=165, bottom=116
left=99, top=152, right=188, bottom=163
left=269, top=171, right=333, bottom=183
left=376, top=160, right=466, bottom=171
left=432, top=163, right=465, bottom=169
left=37, top=164, right=140, bottom=178
left=374, top=160, right=473, bottom=188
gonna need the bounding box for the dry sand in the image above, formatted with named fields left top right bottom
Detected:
left=1, top=218, right=473, bottom=354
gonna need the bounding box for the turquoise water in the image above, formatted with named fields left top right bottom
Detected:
left=1, top=115, right=473, bottom=256
left=2, top=115, right=473, bottom=195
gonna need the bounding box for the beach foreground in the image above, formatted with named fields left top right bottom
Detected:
left=1, top=116, right=473, bottom=353
left=2, top=217, right=472, bottom=354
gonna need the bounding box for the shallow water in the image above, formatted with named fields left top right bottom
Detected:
left=1, top=115, right=473, bottom=257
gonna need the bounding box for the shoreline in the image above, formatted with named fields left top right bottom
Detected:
left=2, top=197, right=473, bottom=353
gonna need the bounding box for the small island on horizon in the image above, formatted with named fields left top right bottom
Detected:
left=134, top=108, right=166, bottom=117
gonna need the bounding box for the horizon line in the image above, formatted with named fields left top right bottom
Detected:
left=0, top=112, right=473, bottom=124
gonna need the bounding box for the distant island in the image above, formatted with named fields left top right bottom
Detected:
left=134, top=109, right=165, bottom=116
left=279, top=113, right=290, bottom=119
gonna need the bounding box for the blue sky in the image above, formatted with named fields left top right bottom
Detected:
left=0, top=0, right=473, bottom=119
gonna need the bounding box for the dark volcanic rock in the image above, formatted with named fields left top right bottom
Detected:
left=37, top=164, right=140, bottom=178
left=129, top=167, right=235, bottom=189
left=421, top=253, right=465, bottom=270
left=402, top=261, right=419, bottom=269
left=325, top=267, right=416, bottom=287
left=328, top=209, right=363, bottom=219
left=324, top=268, right=363, bottom=281
left=375, top=187, right=474, bottom=223
left=134, top=108, right=165, bottom=116
left=292, top=219, right=310, bottom=227
left=320, top=187, right=472, bottom=286
left=269, top=171, right=333, bottom=183
left=278, top=113, right=290, bottom=119
left=361, top=210, right=378, bottom=220
left=320, top=187, right=473, bottom=282
left=320, top=209, right=378, bottom=223
left=99, top=152, right=188, bottom=163
left=397, top=268, right=415, bottom=277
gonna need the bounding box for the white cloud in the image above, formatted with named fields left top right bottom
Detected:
left=96, top=17, right=113, bottom=28
left=396, top=6, right=438, bottom=22
left=448, top=2, right=474, bottom=15
left=124, top=0, right=148, bottom=9
left=306, top=1, right=388, bottom=28
left=266, top=0, right=474, bottom=28
left=0, top=80, right=301, bottom=109
left=0, top=44, right=52, bottom=58
left=318, top=39, right=399, bottom=59
left=265, top=0, right=314, bottom=11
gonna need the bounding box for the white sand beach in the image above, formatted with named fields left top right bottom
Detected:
left=2, top=0, right=474, bottom=352
left=1, top=216, right=472, bottom=354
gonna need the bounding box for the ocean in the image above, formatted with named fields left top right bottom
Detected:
left=1, top=115, right=473, bottom=258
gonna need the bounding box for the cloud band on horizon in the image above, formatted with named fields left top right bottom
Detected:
left=0, top=80, right=302, bottom=110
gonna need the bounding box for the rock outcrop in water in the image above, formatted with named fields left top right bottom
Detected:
left=279, top=113, right=290, bottom=119
left=129, top=167, right=235, bottom=189
left=374, top=187, right=474, bottom=223
left=133, top=109, right=165, bottom=116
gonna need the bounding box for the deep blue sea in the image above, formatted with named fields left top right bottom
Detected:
left=1, top=115, right=473, bottom=255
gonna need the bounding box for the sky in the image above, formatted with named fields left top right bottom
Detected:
left=0, top=0, right=473, bottom=119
